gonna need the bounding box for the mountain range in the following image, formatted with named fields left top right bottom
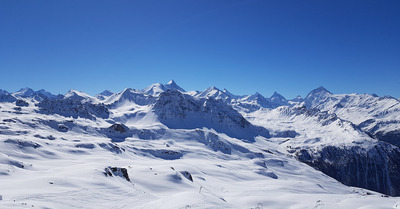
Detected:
left=1, top=80, right=400, bottom=208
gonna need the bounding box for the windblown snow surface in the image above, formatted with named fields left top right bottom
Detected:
left=1, top=82, right=400, bottom=209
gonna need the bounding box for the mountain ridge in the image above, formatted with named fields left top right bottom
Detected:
left=1, top=81, right=400, bottom=208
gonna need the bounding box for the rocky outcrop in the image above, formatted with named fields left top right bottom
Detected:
left=180, top=171, right=193, bottom=182
left=37, top=98, right=109, bottom=120
left=15, top=99, right=29, bottom=107
left=104, top=166, right=131, bottom=182
left=295, top=143, right=400, bottom=196
left=154, top=90, right=270, bottom=141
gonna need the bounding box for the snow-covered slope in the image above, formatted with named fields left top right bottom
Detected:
left=244, top=105, right=400, bottom=196
left=154, top=90, right=270, bottom=141
left=1, top=83, right=400, bottom=208
left=64, top=89, right=97, bottom=103
left=303, top=87, right=400, bottom=147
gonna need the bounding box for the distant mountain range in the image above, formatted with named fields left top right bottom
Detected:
left=1, top=81, right=400, bottom=208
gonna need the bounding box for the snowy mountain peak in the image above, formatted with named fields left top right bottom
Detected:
left=270, top=91, right=286, bottom=101
left=143, top=80, right=185, bottom=96
left=64, top=89, right=95, bottom=102
left=307, top=86, right=331, bottom=97
left=165, top=80, right=185, bottom=92
left=209, top=86, right=219, bottom=91
left=270, top=91, right=288, bottom=106
left=167, top=80, right=175, bottom=85
left=97, top=90, right=115, bottom=100
left=99, top=90, right=114, bottom=97
left=247, top=92, right=265, bottom=100
left=303, top=86, right=332, bottom=108
left=13, top=87, right=35, bottom=97
left=11, top=88, right=55, bottom=101
left=0, top=89, right=16, bottom=102
left=222, top=88, right=239, bottom=98
left=36, top=89, right=55, bottom=99
left=143, top=83, right=166, bottom=96
left=197, top=86, right=221, bottom=98
left=0, top=89, right=9, bottom=95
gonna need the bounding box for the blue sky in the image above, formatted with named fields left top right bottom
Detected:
left=1, top=0, right=399, bottom=99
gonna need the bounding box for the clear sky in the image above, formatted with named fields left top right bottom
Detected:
left=1, top=0, right=399, bottom=99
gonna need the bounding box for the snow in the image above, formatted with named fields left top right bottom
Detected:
left=1, top=83, right=400, bottom=208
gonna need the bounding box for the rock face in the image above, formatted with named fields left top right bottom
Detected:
left=154, top=90, right=270, bottom=141
left=296, top=144, right=400, bottom=196
left=104, top=166, right=131, bottom=182
left=16, top=99, right=29, bottom=107
left=374, top=130, right=400, bottom=147
left=108, top=124, right=128, bottom=133
left=37, top=98, right=109, bottom=120
left=0, top=90, right=16, bottom=102
left=180, top=171, right=193, bottom=182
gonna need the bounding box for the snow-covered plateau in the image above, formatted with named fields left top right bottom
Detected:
left=1, top=80, right=400, bottom=209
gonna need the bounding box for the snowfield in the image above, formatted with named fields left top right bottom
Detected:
left=1, top=81, right=400, bottom=209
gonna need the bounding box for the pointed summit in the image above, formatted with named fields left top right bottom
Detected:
left=167, top=80, right=176, bottom=85
left=97, top=90, right=114, bottom=100
left=304, top=86, right=332, bottom=108
left=165, top=80, right=185, bottom=92
left=99, top=90, right=114, bottom=97
left=247, top=92, right=265, bottom=100
left=0, top=89, right=16, bottom=102
left=64, top=90, right=95, bottom=102
left=0, top=89, right=9, bottom=95
left=307, top=86, right=331, bottom=98
left=13, top=87, right=35, bottom=98
left=270, top=91, right=286, bottom=100
left=270, top=91, right=288, bottom=107
left=36, top=89, right=55, bottom=98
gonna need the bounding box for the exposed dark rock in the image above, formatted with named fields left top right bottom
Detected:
left=144, top=149, right=183, bottom=160
left=104, top=123, right=131, bottom=142
left=75, top=143, right=96, bottom=149
left=36, top=98, right=109, bottom=120
left=296, top=144, right=400, bottom=196
left=180, top=171, right=193, bottom=182
left=99, top=143, right=125, bottom=154
left=16, top=99, right=29, bottom=107
left=108, top=123, right=128, bottom=133
left=154, top=89, right=270, bottom=141
left=58, top=124, right=68, bottom=132
left=104, top=166, right=131, bottom=182
left=374, top=130, right=400, bottom=147
left=256, top=170, right=278, bottom=179
left=4, top=139, right=40, bottom=149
